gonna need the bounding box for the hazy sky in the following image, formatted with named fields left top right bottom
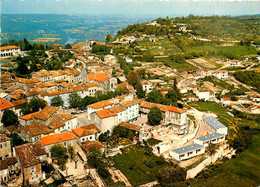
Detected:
left=1, top=0, right=260, bottom=17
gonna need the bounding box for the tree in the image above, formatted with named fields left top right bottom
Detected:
left=10, top=132, right=26, bottom=147
left=87, top=149, right=110, bottom=179
left=29, top=97, right=47, bottom=113
left=1, top=110, right=18, bottom=127
left=156, top=166, right=186, bottom=186
left=65, top=43, right=72, bottom=49
left=51, top=95, right=64, bottom=107
left=67, top=145, right=75, bottom=160
left=148, top=107, right=162, bottom=126
left=165, top=88, right=179, bottom=103
left=146, top=90, right=165, bottom=104
left=127, top=70, right=139, bottom=86
left=135, top=82, right=146, bottom=98
left=50, top=144, right=68, bottom=170
left=206, top=143, right=219, bottom=156
left=68, top=92, right=81, bottom=108
left=106, top=33, right=112, bottom=43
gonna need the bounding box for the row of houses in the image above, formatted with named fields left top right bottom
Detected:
left=170, top=116, right=228, bottom=161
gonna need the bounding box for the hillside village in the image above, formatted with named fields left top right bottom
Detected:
left=0, top=16, right=259, bottom=186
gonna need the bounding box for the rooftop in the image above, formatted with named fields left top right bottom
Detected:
left=72, top=124, right=100, bottom=137
left=0, top=98, right=14, bottom=110
left=88, top=100, right=113, bottom=109
left=196, top=132, right=224, bottom=142
left=15, top=143, right=46, bottom=168
left=81, top=140, right=104, bottom=152
left=34, top=106, right=60, bottom=121
left=22, top=121, right=53, bottom=136
left=172, top=143, right=203, bottom=155
left=119, top=122, right=142, bottom=132
left=40, top=131, right=77, bottom=146
left=203, top=116, right=227, bottom=130
left=95, top=108, right=117, bottom=119
left=19, top=111, right=39, bottom=121
left=56, top=114, right=76, bottom=121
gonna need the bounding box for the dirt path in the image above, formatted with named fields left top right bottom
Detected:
left=109, top=168, right=132, bottom=186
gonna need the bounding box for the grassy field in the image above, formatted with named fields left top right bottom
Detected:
left=110, top=144, right=168, bottom=186
left=189, top=101, right=235, bottom=126
left=189, top=133, right=260, bottom=187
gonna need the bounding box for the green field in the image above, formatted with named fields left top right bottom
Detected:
left=189, top=101, right=235, bottom=125
left=111, top=144, right=168, bottom=186
left=189, top=133, right=260, bottom=187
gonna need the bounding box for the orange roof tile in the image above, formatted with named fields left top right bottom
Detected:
left=119, top=122, right=142, bottom=132
left=72, top=124, right=100, bottom=137
left=88, top=72, right=108, bottom=83
left=19, top=111, right=39, bottom=120
left=88, top=100, right=113, bottom=109
left=108, top=104, right=126, bottom=113
left=40, top=131, right=77, bottom=146
left=11, top=99, right=26, bottom=107
left=222, top=98, right=231, bottom=101
left=81, top=140, right=104, bottom=152
left=0, top=99, right=14, bottom=110
left=22, top=121, right=53, bottom=136
left=0, top=46, right=19, bottom=50
left=34, top=106, right=60, bottom=121
left=96, top=109, right=117, bottom=119
left=47, top=118, right=65, bottom=130
left=56, top=114, right=76, bottom=121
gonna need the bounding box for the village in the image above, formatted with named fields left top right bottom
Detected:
left=0, top=19, right=260, bottom=186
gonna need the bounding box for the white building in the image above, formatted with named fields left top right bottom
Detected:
left=213, top=70, right=229, bottom=80
left=72, top=124, right=101, bottom=143
left=194, top=133, right=225, bottom=147
left=0, top=46, right=21, bottom=58
left=196, top=89, right=210, bottom=101
left=87, top=100, right=114, bottom=119
left=203, top=116, right=228, bottom=135
left=170, top=144, right=205, bottom=161
left=140, top=80, right=153, bottom=93
left=55, top=114, right=78, bottom=131
left=230, top=59, right=241, bottom=66
left=221, top=98, right=231, bottom=106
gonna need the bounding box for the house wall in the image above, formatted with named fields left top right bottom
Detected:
left=44, top=139, right=78, bottom=157
left=0, top=140, right=11, bottom=160
left=170, top=147, right=205, bottom=161
left=0, top=168, right=9, bottom=182
left=24, top=164, right=42, bottom=184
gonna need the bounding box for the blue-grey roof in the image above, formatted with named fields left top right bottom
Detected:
left=203, top=116, right=227, bottom=130
left=172, top=144, right=203, bottom=155
left=196, top=132, right=224, bottom=142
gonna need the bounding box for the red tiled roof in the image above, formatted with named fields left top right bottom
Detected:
left=34, top=106, right=60, bottom=121
left=72, top=124, right=100, bottom=137
left=96, top=108, right=117, bottom=119
left=0, top=99, right=14, bottom=110
left=19, top=111, right=39, bottom=120
left=22, top=121, right=53, bottom=136
left=40, top=131, right=77, bottom=146
left=81, top=140, right=104, bottom=152
left=88, top=72, right=108, bottom=83
left=56, top=114, right=76, bottom=121
left=119, top=122, right=142, bottom=132
left=88, top=100, right=113, bottom=109
left=0, top=46, right=19, bottom=50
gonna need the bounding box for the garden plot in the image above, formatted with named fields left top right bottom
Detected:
left=192, top=58, right=217, bottom=69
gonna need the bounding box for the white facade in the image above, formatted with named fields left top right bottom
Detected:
left=194, top=133, right=226, bottom=147
left=0, top=46, right=21, bottom=58
left=170, top=144, right=205, bottom=161
left=196, top=90, right=210, bottom=101
left=213, top=70, right=229, bottom=80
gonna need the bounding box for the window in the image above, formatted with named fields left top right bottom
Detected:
left=64, top=142, right=67, bottom=146
left=0, top=144, right=2, bottom=148
left=90, top=136, right=92, bottom=140
left=30, top=167, right=35, bottom=174
left=4, top=143, right=7, bottom=147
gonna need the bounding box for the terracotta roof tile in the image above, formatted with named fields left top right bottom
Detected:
left=0, top=98, right=14, bottom=110
left=119, top=122, right=142, bottom=132
left=96, top=108, right=117, bottom=119
left=40, top=131, right=77, bottom=146
left=34, top=106, right=60, bottom=121
left=81, top=140, right=103, bottom=152
left=88, top=72, right=108, bottom=83
left=56, top=114, right=76, bottom=121
left=22, top=121, right=53, bottom=136
left=47, top=118, right=65, bottom=130
left=19, top=111, right=39, bottom=120
left=0, top=46, right=19, bottom=50
left=15, top=143, right=46, bottom=168
left=72, top=124, right=100, bottom=137
left=88, top=100, right=113, bottom=109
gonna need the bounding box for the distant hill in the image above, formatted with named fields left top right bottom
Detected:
left=116, top=15, right=260, bottom=42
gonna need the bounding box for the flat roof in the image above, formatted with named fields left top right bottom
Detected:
left=196, top=132, right=224, bottom=142
left=172, top=143, right=203, bottom=155
left=203, top=116, right=227, bottom=130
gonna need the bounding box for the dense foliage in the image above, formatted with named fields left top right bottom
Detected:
left=148, top=107, right=163, bottom=126
left=234, top=71, right=260, bottom=92
left=1, top=110, right=18, bottom=127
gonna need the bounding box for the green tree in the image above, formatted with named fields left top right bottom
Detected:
left=68, top=92, right=81, bottom=108
left=51, top=95, right=64, bottom=107
left=127, top=70, right=139, bottom=86
left=135, top=82, right=146, bottom=98
left=106, top=33, right=112, bottom=43
left=148, top=107, right=162, bottom=126
left=87, top=149, right=110, bottom=179
left=50, top=144, right=68, bottom=170
left=165, top=88, right=179, bottom=104
left=156, top=166, right=186, bottom=186
left=67, top=145, right=75, bottom=160
left=206, top=143, right=219, bottom=156
left=146, top=90, right=165, bottom=104
left=1, top=110, right=18, bottom=127
left=65, top=43, right=72, bottom=49
left=10, top=132, right=26, bottom=147
left=29, top=97, right=47, bottom=113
